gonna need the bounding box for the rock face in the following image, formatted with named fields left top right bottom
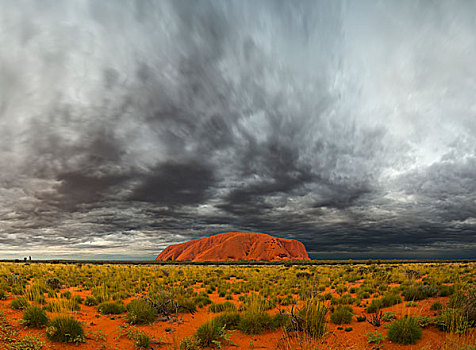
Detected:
left=156, top=232, right=310, bottom=261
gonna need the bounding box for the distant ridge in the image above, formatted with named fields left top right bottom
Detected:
left=156, top=232, right=310, bottom=261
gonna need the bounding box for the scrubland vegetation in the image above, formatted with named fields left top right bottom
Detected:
left=0, top=261, right=474, bottom=349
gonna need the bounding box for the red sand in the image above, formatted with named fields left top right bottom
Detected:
left=2, top=285, right=475, bottom=350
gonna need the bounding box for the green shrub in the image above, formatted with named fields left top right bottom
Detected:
left=330, top=305, right=353, bottom=324
left=45, top=278, right=62, bottom=290
left=387, top=316, right=422, bottom=345
left=366, top=292, right=402, bottom=313
left=180, top=336, right=199, bottom=350
left=134, top=333, right=151, bottom=349
left=214, top=312, right=241, bottom=330
left=127, top=299, right=158, bottom=325
left=462, top=289, right=476, bottom=323
left=271, top=312, right=291, bottom=329
left=35, top=295, right=46, bottom=305
left=193, top=296, right=212, bottom=308
left=381, top=293, right=402, bottom=307
left=435, top=308, right=472, bottom=333
left=344, top=327, right=353, bottom=331
left=44, top=299, right=80, bottom=312
left=366, top=299, right=381, bottom=313
left=195, top=319, right=223, bottom=347
left=98, top=301, right=126, bottom=315
left=72, top=295, right=83, bottom=304
left=449, top=291, right=466, bottom=308
left=295, top=299, right=327, bottom=338
left=84, top=296, right=98, bottom=306
left=0, top=290, right=6, bottom=300
left=415, top=315, right=434, bottom=328
left=179, top=298, right=197, bottom=313
left=240, top=294, right=275, bottom=311
left=21, top=306, right=49, bottom=328
left=439, top=285, right=454, bottom=297
left=209, top=301, right=236, bottom=313
left=382, top=311, right=396, bottom=321
left=8, top=335, right=45, bottom=350
left=11, top=297, right=29, bottom=310
left=60, top=291, right=72, bottom=299
left=331, top=294, right=355, bottom=305
left=238, top=310, right=273, bottom=334
left=46, top=316, right=84, bottom=343
left=365, top=331, right=385, bottom=345
left=430, top=302, right=443, bottom=311
left=402, top=285, right=437, bottom=301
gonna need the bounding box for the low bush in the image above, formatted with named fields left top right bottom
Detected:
left=44, top=299, right=80, bottom=312
left=365, top=331, right=385, bottom=345
left=193, top=296, right=212, bottom=308
left=387, top=316, right=422, bottom=345
left=330, top=305, right=353, bottom=324
left=84, top=296, right=98, bottom=306
left=366, top=293, right=401, bottom=313
left=180, top=336, right=199, bottom=350
left=134, top=333, right=151, bottom=349
left=331, top=294, right=355, bottom=305
left=8, top=335, right=45, bottom=350
left=60, top=291, right=72, bottom=299
left=45, top=277, right=62, bottom=290
left=46, top=316, right=84, bottom=343
left=11, top=297, right=29, bottom=310
left=382, top=311, right=396, bottom=321
left=21, top=306, right=49, bottom=328
left=296, top=299, right=327, bottom=338
left=195, top=319, right=223, bottom=348
left=439, top=285, right=454, bottom=297
left=98, top=301, right=126, bottom=315
left=127, top=299, right=158, bottom=325
left=177, top=298, right=197, bottom=314
left=240, top=294, right=275, bottom=311
left=434, top=308, right=472, bottom=333
left=271, top=312, right=291, bottom=329
left=381, top=293, right=402, bottom=307
left=72, top=295, right=83, bottom=304
left=238, top=310, right=273, bottom=334
left=402, top=285, right=437, bottom=301
left=366, top=299, right=381, bottom=313
left=209, top=301, right=236, bottom=313
left=214, top=312, right=241, bottom=330
left=415, top=315, right=434, bottom=328
left=430, top=302, right=443, bottom=311
left=449, top=291, right=466, bottom=308
left=462, top=289, right=476, bottom=323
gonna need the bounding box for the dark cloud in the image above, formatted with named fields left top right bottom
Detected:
left=130, top=161, right=215, bottom=206
left=0, top=0, right=475, bottom=259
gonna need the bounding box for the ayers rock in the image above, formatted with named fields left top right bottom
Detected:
left=156, top=232, right=310, bottom=261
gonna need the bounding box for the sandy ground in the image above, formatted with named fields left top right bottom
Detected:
left=0, top=279, right=474, bottom=349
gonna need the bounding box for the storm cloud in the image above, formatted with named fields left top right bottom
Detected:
left=0, top=0, right=475, bottom=259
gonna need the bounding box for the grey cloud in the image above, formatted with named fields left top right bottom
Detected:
left=0, top=0, right=475, bottom=259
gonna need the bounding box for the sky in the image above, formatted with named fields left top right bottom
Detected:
left=0, top=0, right=475, bottom=260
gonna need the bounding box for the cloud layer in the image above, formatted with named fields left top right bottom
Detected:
left=0, top=0, right=475, bottom=259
